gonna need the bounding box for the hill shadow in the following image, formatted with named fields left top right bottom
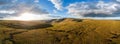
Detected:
left=0, top=22, right=53, bottom=29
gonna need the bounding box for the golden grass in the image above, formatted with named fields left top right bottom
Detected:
left=1, top=19, right=120, bottom=44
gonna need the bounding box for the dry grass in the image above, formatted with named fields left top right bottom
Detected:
left=1, top=19, right=120, bottom=44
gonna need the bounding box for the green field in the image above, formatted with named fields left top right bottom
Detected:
left=1, top=18, right=120, bottom=44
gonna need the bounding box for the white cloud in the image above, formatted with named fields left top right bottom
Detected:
left=34, top=0, right=39, bottom=3
left=67, top=1, right=120, bottom=17
left=116, top=0, right=120, bottom=2
left=49, top=0, right=63, bottom=10
left=53, top=10, right=58, bottom=13
left=12, top=0, right=18, bottom=3
left=0, top=10, right=16, bottom=14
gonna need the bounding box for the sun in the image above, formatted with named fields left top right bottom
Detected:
left=13, top=13, right=36, bottom=21
left=3, top=12, right=52, bottom=21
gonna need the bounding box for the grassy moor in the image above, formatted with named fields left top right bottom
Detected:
left=0, top=18, right=120, bottom=44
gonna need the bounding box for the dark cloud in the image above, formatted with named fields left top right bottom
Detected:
left=0, top=0, right=13, bottom=5
left=0, top=2, right=5, bottom=5
left=0, top=0, right=7, bottom=5
left=29, top=6, right=49, bottom=14
left=67, top=1, right=120, bottom=17
left=84, top=13, right=114, bottom=17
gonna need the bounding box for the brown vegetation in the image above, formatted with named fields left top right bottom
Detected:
left=1, top=18, right=120, bottom=44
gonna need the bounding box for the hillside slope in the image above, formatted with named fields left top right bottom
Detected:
left=1, top=18, right=120, bottom=44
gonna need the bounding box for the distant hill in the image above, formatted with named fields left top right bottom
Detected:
left=1, top=18, right=120, bottom=44
left=0, top=20, right=53, bottom=29
left=0, top=18, right=83, bottom=29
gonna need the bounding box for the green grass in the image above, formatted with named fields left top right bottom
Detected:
left=1, top=19, right=120, bottom=44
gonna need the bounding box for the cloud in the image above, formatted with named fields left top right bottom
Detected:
left=12, top=0, right=18, bottom=3
left=0, top=2, right=5, bottom=5
left=0, top=10, right=16, bottom=14
left=116, top=0, right=120, bottom=2
left=34, top=0, right=39, bottom=3
left=49, top=0, right=63, bottom=10
left=67, top=1, right=120, bottom=17
left=29, top=6, right=49, bottom=14
left=0, top=3, right=56, bottom=20
left=11, top=0, right=39, bottom=3
left=3, top=14, right=54, bottom=20
left=0, top=0, right=17, bottom=5
left=53, top=10, right=58, bottom=13
left=0, top=0, right=9, bottom=5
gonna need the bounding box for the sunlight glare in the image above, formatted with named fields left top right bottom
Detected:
left=13, top=13, right=36, bottom=21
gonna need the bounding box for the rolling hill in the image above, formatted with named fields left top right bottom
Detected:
left=0, top=18, right=120, bottom=44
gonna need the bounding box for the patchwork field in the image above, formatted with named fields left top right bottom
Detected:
left=0, top=18, right=120, bottom=44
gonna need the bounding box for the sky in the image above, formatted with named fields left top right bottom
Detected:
left=1, top=0, right=120, bottom=20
